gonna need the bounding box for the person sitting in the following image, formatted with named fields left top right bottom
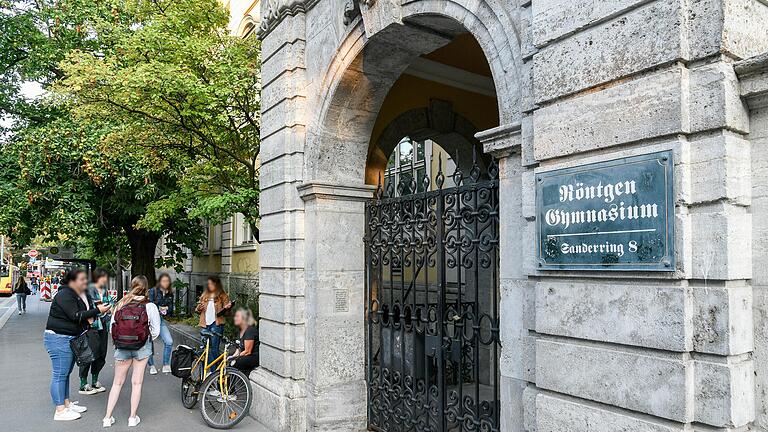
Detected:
left=228, top=307, right=259, bottom=375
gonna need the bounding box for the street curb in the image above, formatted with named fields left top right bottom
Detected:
left=167, top=322, right=203, bottom=349
left=0, top=297, right=17, bottom=331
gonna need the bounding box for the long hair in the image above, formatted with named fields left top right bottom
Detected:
left=206, top=275, right=223, bottom=295
left=116, top=275, right=149, bottom=311
left=155, top=272, right=173, bottom=294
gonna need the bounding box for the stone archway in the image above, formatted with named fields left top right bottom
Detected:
left=305, top=1, right=524, bottom=184
left=254, top=2, right=525, bottom=431
left=298, top=7, right=521, bottom=430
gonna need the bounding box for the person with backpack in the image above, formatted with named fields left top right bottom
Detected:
left=195, top=276, right=232, bottom=363
left=102, top=275, right=160, bottom=428
left=13, top=276, right=31, bottom=315
left=77, top=268, right=113, bottom=395
left=147, top=273, right=174, bottom=375
left=44, top=268, right=111, bottom=421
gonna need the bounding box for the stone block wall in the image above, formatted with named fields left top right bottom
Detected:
left=738, top=52, right=768, bottom=431
left=253, top=3, right=310, bottom=430
left=516, top=0, right=766, bottom=431
left=254, top=0, right=768, bottom=431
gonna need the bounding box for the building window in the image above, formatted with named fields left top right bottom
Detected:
left=384, top=137, right=459, bottom=195
left=211, top=224, right=222, bottom=252
left=233, top=213, right=257, bottom=247
left=384, top=137, right=431, bottom=195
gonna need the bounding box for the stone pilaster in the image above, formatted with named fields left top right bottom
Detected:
left=477, top=123, right=531, bottom=432
left=298, top=182, right=375, bottom=432
left=737, top=52, right=768, bottom=431
left=221, top=219, right=233, bottom=274
left=253, top=1, right=313, bottom=430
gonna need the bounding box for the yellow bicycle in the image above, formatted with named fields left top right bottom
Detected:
left=180, top=328, right=252, bottom=429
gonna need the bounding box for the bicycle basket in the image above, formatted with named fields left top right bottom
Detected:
left=170, top=345, right=195, bottom=379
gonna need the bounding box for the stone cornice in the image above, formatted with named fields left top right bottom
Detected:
left=257, top=0, right=322, bottom=40
left=297, top=181, right=376, bottom=202
left=735, top=52, right=768, bottom=77
left=735, top=52, right=768, bottom=109
left=475, top=122, right=522, bottom=159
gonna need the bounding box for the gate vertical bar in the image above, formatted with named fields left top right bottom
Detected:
left=436, top=170, right=447, bottom=432
left=492, top=162, right=500, bottom=430
left=365, top=198, right=374, bottom=429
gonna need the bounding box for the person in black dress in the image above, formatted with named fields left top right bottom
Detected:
left=229, top=308, right=259, bottom=374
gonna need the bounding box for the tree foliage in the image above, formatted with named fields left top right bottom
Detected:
left=58, top=0, right=262, bottom=239
left=0, top=0, right=261, bottom=282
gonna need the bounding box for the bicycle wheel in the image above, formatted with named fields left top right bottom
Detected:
left=181, top=377, right=199, bottom=409
left=199, top=367, right=252, bottom=429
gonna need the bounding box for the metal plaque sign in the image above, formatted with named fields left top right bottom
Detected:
left=536, top=151, right=675, bottom=271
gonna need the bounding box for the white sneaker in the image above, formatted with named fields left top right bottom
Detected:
left=17, top=311, right=21, bottom=315
left=149, top=365, right=158, bottom=375
left=128, top=416, right=141, bottom=427
left=93, top=382, right=107, bottom=393
left=102, top=417, right=115, bottom=428
left=79, top=385, right=98, bottom=395
left=161, top=365, right=171, bottom=374
left=68, top=401, right=87, bottom=413
left=54, top=409, right=81, bottom=421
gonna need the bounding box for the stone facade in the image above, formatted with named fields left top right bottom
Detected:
left=256, top=0, right=768, bottom=431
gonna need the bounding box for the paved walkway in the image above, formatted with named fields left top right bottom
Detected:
left=0, top=295, right=268, bottom=432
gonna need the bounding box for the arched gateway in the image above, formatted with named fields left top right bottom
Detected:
left=255, top=1, right=523, bottom=431
left=256, top=0, right=764, bottom=431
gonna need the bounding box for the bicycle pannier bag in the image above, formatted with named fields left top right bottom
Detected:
left=112, top=301, right=150, bottom=350
left=171, top=345, right=195, bottom=378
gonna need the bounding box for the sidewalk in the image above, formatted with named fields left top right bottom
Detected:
left=0, top=295, right=268, bottom=432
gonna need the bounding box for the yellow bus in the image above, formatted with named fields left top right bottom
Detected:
left=0, top=263, right=19, bottom=297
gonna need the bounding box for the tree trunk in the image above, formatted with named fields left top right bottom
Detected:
left=125, top=226, right=160, bottom=287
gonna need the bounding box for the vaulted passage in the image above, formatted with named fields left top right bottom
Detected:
left=363, top=20, right=502, bottom=432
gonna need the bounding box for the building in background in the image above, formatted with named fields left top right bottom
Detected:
left=159, top=0, right=261, bottom=314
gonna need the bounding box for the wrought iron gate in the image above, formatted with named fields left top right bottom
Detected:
left=365, top=153, right=501, bottom=432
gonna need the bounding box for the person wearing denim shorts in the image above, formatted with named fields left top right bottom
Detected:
left=114, top=338, right=154, bottom=361
left=102, top=276, right=160, bottom=428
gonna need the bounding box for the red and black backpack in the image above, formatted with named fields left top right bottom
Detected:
left=111, top=300, right=150, bottom=350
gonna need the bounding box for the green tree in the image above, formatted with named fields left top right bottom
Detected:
left=0, top=0, right=215, bottom=285
left=58, top=0, right=262, bottom=240
left=7, top=114, right=203, bottom=285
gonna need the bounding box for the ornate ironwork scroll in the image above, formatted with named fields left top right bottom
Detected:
left=365, top=149, right=501, bottom=432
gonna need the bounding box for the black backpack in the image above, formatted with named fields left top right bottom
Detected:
left=170, top=345, right=195, bottom=378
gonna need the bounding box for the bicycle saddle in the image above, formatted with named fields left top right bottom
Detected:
left=200, top=328, right=223, bottom=338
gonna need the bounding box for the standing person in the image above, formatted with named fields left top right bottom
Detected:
left=148, top=273, right=175, bottom=374
left=228, top=308, right=259, bottom=375
left=78, top=268, right=113, bottom=395
left=13, top=276, right=30, bottom=315
left=195, top=276, right=232, bottom=363
left=102, top=275, right=160, bottom=428
left=44, top=268, right=111, bottom=421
